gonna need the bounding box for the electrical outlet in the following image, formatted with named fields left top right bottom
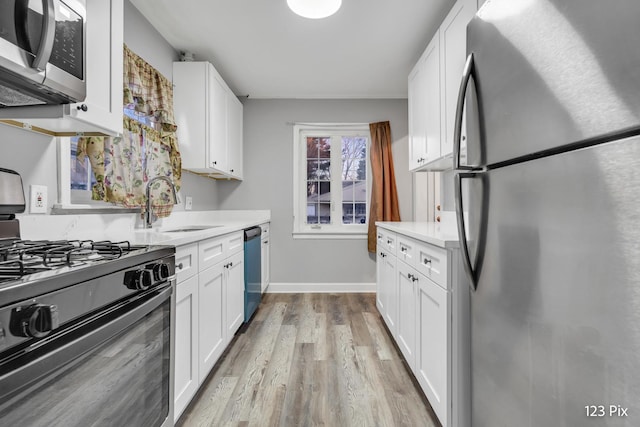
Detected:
left=30, top=185, right=47, bottom=214
left=185, top=196, right=193, bottom=211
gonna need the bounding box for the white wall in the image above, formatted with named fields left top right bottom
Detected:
left=216, top=98, right=410, bottom=285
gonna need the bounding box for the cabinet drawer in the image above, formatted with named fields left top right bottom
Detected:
left=259, top=222, right=269, bottom=238
left=377, top=228, right=397, bottom=256
left=226, top=231, right=244, bottom=257
left=176, top=243, right=198, bottom=282
left=199, top=235, right=226, bottom=271
left=415, top=241, right=448, bottom=288
left=397, top=235, right=417, bottom=268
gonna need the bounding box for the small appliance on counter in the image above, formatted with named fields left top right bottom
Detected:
left=0, top=168, right=25, bottom=240
left=0, top=168, right=175, bottom=427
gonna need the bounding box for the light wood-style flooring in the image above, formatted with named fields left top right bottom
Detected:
left=177, top=293, right=440, bottom=427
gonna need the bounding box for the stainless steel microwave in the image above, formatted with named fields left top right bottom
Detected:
left=0, top=0, right=86, bottom=107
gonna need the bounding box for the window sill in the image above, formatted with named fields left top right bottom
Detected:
left=292, top=231, right=367, bottom=240
left=52, top=204, right=141, bottom=215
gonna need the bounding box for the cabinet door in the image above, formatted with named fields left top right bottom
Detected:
left=396, top=262, right=418, bottom=369
left=198, top=262, right=225, bottom=383
left=69, top=0, right=123, bottom=134
left=382, top=250, right=397, bottom=335
left=174, top=275, right=199, bottom=421
left=408, top=58, right=427, bottom=171
left=261, top=237, right=270, bottom=293
left=376, top=249, right=385, bottom=314
left=174, top=62, right=208, bottom=169
left=423, top=32, right=442, bottom=164
left=439, top=0, right=477, bottom=158
left=208, top=68, right=228, bottom=172
left=226, top=94, right=243, bottom=179
left=225, top=251, right=245, bottom=342
left=417, top=276, right=450, bottom=426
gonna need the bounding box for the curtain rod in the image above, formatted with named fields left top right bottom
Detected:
left=285, top=122, right=369, bottom=127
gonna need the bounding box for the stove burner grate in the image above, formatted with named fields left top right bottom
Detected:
left=0, top=239, right=137, bottom=281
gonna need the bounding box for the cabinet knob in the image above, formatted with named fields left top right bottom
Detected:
left=436, top=216, right=441, bottom=223
left=387, top=239, right=391, bottom=245
left=177, top=262, right=184, bottom=270
left=423, top=258, right=432, bottom=265
left=436, top=204, right=441, bottom=211
left=212, top=161, right=217, bottom=166
left=230, top=169, right=234, bottom=173
left=401, top=247, right=407, bottom=252
left=77, top=104, right=88, bottom=112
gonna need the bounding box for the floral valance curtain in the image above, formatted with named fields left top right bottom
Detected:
left=77, top=45, right=181, bottom=218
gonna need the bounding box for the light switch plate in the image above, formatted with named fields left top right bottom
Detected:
left=185, top=196, right=193, bottom=211
left=30, top=185, right=47, bottom=214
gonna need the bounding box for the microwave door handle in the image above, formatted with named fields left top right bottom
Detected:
left=453, top=53, right=476, bottom=171
left=32, top=0, right=56, bottom=72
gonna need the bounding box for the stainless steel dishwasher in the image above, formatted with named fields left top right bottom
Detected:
left=243, top=226, right=262, bottom=322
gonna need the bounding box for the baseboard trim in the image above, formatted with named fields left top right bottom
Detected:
left=267, top=282, right=376, bottom=293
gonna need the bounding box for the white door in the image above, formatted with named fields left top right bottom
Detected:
left=207, top=67, right=228, bottom=171
left=198, top=262, right=225, bottom=383
left=396, top=262, right=418, bottom=369
left=174, top=275, right=199, bottom=420
left=225, top=251, right=245, bottom=342
left=417, top=275, right=450, bottom=426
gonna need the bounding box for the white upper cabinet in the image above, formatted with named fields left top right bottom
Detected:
left=173, top=61, right=243, bottom=180
left=409, top=0, right=477, bottom=171
left=0, top=0, right=124, bottom=136
left=440, top=0, right=477, bottom=159
left=408, top=33, right=440, bottom=171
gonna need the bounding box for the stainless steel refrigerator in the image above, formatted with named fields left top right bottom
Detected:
left=453, top=0, right=640, bottom=425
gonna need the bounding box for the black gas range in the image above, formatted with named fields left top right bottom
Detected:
left=0, top=238, right=175, bottom=352
left=0, top=168, right=175, bottom=427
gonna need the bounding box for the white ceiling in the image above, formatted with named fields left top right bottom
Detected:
left=130, top=0, right=454, bottom=99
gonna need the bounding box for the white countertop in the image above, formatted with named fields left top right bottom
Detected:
left=375, top=221, right=461, bottom=249
left=17, top=210, right=271, bottom=247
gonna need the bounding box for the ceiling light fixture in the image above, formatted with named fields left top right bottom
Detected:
left=287, top=0, right=342, bottom=19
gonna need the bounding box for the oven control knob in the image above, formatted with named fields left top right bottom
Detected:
left=9, top=304, right=59, bottom=338
left=152, top=263, right=170, bottom=281
left=124, top=269, right=154, bottom=291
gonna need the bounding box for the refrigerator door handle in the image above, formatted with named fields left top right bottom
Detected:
left=454, top=53, right=477, bottom=171
left=455, top=172, right=477, bottom=290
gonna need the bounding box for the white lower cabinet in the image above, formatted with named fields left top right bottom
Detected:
left=417, top=273, right=449, bottom=426
left=260, top=222, right=270, bottom=293
left=224, top=251, right=245, bottom=339
left=376, top=225, right=467, bottom=427
left=174, top=231, right=245, bottom=421
left=396, top=261, right=418, bottom=370
left=198, top=262, right=225, bottom=383
left=376, top=246, right=397, bottom=336
left=174, top=274, right=199, bottom=417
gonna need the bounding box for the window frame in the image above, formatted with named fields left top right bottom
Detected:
left=55, top=137, right=138, bottom=213
left=292, top=123, right=372, bottom=239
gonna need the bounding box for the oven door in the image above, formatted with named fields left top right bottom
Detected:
left=0, top=282, right=174, bottom=427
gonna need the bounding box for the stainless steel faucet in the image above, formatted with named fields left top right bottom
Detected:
left=144, top=176, right=180, bottom=228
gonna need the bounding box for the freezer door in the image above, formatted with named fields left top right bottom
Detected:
left=465, top=136, right=640, bottom=426
left=467, top=0, right=640, bottom=167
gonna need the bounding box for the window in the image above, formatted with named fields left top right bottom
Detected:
left=293, top=124, right=371, bottom=238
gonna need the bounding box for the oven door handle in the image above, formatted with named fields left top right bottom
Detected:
left=32, top=0, right=56, bottom=71
left=0, top=285, right=172, bottom=403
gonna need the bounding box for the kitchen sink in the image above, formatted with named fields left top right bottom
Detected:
left=157, top=225, right=223, bottom=233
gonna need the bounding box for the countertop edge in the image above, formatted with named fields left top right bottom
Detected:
left=375, top=221, right=460, bottom=249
